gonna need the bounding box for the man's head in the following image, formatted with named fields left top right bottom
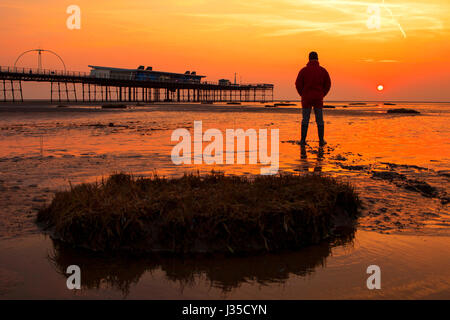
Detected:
left=309, top=51, right=318, bottom=61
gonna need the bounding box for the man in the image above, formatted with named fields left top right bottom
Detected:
left=295, top=51, right=331, bottom=146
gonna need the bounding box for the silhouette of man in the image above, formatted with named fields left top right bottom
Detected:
left=295, top=51, right=331, bottom=146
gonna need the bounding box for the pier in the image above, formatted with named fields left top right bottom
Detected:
left=0, top=66, right=273, bottom=104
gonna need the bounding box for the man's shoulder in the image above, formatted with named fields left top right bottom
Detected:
left=319, top=66, right=329, bottom=73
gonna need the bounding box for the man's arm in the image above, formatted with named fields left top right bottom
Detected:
left=323, top=69, right=331, bottom=97
left=295, top=69, right=304, bottom=97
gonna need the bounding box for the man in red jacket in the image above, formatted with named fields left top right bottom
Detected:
left=295, top=51, right=331, bottom=146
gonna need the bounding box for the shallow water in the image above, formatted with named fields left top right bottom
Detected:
left=0, top=102, right=449, bottom=298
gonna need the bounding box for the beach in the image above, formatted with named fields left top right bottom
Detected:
left=0, top=102, right=449, bottom=298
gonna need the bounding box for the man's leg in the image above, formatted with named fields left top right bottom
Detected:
left=314, top=107, right=326, bottom=145
left=300, top=107, right=312, bottom=145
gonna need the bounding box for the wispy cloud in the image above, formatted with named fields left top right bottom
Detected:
left=181, top=0, right=447, bottom=39
left=360, top=58, right=400, bottom=62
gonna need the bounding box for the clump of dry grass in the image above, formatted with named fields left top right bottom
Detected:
left=37, top=172, right=361, bottom=254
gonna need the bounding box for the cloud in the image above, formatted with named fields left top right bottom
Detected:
left=360, top=58, right=400, bottom=62
left=182, top=0, right=447, bottom=39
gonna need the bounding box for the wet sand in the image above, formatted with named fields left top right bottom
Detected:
left=0, top=102, right=449, bottom=298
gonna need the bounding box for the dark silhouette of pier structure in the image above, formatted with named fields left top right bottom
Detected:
left=0, top=66, right=274, bottom=104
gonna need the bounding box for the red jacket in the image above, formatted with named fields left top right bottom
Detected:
left=295, top=60, right=331, bottom=107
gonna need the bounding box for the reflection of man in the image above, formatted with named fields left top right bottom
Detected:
left=299, top=145, right=324, bottom=173
left=295, top=51, right=331, bottom=146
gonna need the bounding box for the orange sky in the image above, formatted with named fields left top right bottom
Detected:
left=1, top=0, right=449, bottom=100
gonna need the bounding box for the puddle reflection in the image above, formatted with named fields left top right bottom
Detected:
left=299, top=144, right=325, bottom=173
left=48, top=231, right=355, bottom=296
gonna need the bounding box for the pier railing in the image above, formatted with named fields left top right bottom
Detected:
left=0, top=66, right=88, bottom=78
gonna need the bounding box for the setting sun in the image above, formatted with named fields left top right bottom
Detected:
left=377, top=85, right=384, bottom=91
